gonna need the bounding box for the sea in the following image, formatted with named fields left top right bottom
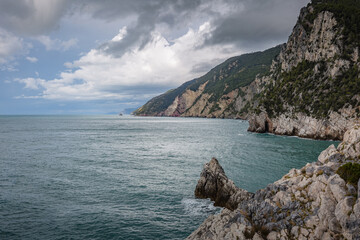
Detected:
left=0, top=115, right=336, bottom=240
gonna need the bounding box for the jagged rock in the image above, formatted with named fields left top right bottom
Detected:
left=318, top=144, right=337, bottom=164
left=187, top=126, right=360, bottom=240
left=194, top=157, right=252, bottom=210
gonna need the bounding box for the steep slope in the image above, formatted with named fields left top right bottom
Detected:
left=134, top=45, right=282, bottom=118
left=248, top=0, right=360, bottom=140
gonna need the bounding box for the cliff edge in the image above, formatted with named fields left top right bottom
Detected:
left=187, top=126, right=360, bottom=240
left=248, top=0, right=360, bottom=140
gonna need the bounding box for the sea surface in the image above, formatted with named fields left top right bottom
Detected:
left=0, top=115, right=336, bottom=240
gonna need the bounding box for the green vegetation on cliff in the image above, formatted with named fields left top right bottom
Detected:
left=260, top=61, right=360, bottom=118
left=337, top=162, right=360, bottom=187
left=134, top=45, right=281, bottom=116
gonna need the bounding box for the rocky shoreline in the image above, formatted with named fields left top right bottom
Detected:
left=247, top=112, right=359, bottom=141
left=187, top=126, right=360, bottom=240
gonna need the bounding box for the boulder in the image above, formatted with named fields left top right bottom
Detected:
left=318, top=144, right=337, bottom=164
left=194, top=158, right=252, bottom=210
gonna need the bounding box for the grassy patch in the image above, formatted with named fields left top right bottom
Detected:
left=337, top=162, right=360, bottom=187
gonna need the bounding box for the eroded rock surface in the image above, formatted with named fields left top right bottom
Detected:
left=187, top=126, right=360, bottom=240
left=248, top=111, right=358, bottom=140
left=194, top=158, right=253, bottom=210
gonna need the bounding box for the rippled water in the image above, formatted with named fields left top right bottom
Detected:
left=0, top=115, right=335, bottom=239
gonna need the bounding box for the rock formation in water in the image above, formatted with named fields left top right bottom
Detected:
left=187, top=126, right=360, bottom=240
left=194, top=157, right=253, bottom=211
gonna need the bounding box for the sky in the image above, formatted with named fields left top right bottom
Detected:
left=0, top=0, right=310, bottom=115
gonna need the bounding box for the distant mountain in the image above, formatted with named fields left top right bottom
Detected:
left=134, top=45, right=282, bottom=118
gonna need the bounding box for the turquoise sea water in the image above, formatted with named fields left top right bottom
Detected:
left=0, top=115, right=335, bottom=239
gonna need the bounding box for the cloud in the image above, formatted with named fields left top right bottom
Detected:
left=15, top=77, right=44, bottom=90
left=0, top=28, right=24, bottom=64
left=0, top=0, right=71, bottom=36
left=203, top=0, right=310, bottom=50
left=26, top=56, right=38, bottom=63
left=0, top=0, right=310, bottom=56
left=93, top=0, right=209, bottom=58
left=16, top=22, right=243, bottom=101
left=36, top=36, right=78, bottom=51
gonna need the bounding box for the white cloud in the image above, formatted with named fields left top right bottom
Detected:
left=17, top=22, right=243, bottom=101
left=36, top=35, right=78, bottom=51
left=0, top=28, right=24, bottom=64
left=26, top=56, right=38, bottom=63
left=15, top=77, right=44, bottom=90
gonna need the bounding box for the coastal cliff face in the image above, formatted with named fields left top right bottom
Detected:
left=248, top=0, right=360, bottom=140
left=247, top=110, right=358, bottom=140
left=187, top=126, right=360, bottom=240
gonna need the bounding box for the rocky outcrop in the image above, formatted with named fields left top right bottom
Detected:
left=194, top=158, right=253, bottom=210
left=279, top=10, right=342, bottom=72
left=248, top=111, right=359, bottom=140
left=187, top=126, right=360, bottom=240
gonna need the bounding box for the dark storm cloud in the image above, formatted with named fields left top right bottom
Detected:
left=0, top=0, right=311, bottom=54
left=92, top=0, right=311, bottom=57
left=0, top=0, right=71, bottom=35
left=204, top=0, right=310, bottom=50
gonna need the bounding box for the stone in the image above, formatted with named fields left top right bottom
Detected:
left=343, top=126, right=360, bottom=145
left=300, top=228, right=309, bottom=237
left=291, top=226, right=299, bottom=237
left=266, top=231, right=277, bottom=240
left=335, top=196, right=355, bottom=228
left=328, top=175, right=347, bottom=202
left=253, top=233, right=264, bottom=240
left=328, top=217, right=341, bottom=233
left=318, top=144, right=337, bottom=164
left=194, top=158, right=252, bottom=210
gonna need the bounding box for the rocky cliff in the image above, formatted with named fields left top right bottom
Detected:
left=248, top=0, right=360, bottom=140
left=187, top=126, right=360, bottom=240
